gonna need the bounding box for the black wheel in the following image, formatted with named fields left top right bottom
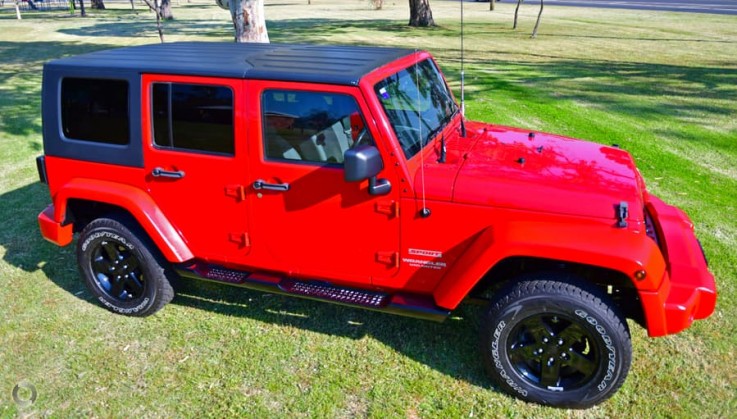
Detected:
left=77, top=215, right=174, bottom=316
left=480, top=275, right=632, bottom=408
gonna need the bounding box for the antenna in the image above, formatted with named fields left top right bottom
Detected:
left=416, top=55, right=430, bottom=218
left=460, top=0, right=465, bottom=116
left=459, top=0, right=467, bottom=138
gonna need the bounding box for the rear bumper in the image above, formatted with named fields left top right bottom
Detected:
left=640, top=196, right=716, bottom=337
left=38, top=205, right=73, bottom=247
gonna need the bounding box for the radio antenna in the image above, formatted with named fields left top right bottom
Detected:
left=459, top=0, right=467, bottom=137
left=460, top=0, right=465, bottom=116
left=416, top=55, right=430, bottom=218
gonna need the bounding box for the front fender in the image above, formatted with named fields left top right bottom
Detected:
left=53, top=178, right=194, bottom=262
left=433, top=221, right=666, bottom=309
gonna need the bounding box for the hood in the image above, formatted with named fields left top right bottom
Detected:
left=445, top=122, right=645, bottom=221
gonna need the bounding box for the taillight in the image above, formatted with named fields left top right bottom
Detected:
left=36, top=156, right=48, bottom=184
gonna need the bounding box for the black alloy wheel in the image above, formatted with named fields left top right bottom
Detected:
left=90, top=236, right=145, bottom=302
left=507, top=313, right=600, bottom=392
left=480, top=274, right=632, bottom=409
left=77, top=215, right=174, bottom=316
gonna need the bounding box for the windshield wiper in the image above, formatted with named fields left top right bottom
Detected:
left=425, top=121, right=448, bottom=144
left=425, top=106, right=459, bottom=143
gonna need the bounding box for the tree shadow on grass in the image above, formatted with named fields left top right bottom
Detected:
left=56, top=19, right=232, bottom=38
left=455, top=54, right=737, bottom=154
left=0, top=41, right=119, bottom=136
left=54, top=17, right=451, bottom=41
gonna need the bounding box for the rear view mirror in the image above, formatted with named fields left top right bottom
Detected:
left=344, top=146, right=391, bottom=196
left=344, top=146, right=383, bottom=182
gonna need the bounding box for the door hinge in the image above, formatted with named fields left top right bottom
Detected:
left=376, top=251, right=399, bottom=268
left=229, top=232, right=250, bottom=248
left=375, top=200, right=399, bottom=218
left=225, top=185, right=246, bottom=201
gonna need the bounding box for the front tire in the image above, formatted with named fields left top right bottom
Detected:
left=480, top=275, right=632, bottom=408
left=77, top=216, right=174, bottom=316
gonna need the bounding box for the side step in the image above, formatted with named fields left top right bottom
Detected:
left=280, top=279, right=388, bottom=308
left=175, top=261, right=450, bottom=322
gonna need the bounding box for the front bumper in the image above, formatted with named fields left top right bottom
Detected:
left=639, top=195, right=716, bottom=337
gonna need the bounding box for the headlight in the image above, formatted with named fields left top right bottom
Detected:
left=644, top=208, right=661, bottom=248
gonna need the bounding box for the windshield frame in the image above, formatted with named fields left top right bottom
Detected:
left=373, top=58, right=459, bottom=160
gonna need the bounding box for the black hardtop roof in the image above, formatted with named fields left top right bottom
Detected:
left=45, top=42, right=416, bottom=85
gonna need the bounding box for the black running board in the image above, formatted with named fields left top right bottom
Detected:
left=175, top=261, right=451, bottom=322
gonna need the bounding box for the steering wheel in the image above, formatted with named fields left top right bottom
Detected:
left=353, top=127, right=371, bottom=147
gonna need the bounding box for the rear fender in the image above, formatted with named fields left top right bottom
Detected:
left=54, top=178, right=193, bottom=262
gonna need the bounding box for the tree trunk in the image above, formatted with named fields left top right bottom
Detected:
left=141, top=0, right=165, bottom=42
left=153, top=0, right=164, bottom=42
left=531, top=0, right=543, bottom=37
left=513, top=0, right=522, bottom=29
left=14, top=0, right=22, bottom=19
left=78, top=0, right=86, bottom=16
left=230, top=0, right=269, bottom=43
left=91, top=0, right=105, bottom=9
left=490, top=0, right=494, bottom=11
left=408, top=0, right=434, bottom=27
left=160, top=0, right=173, bottom=19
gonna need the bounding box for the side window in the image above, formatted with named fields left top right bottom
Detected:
left=262, top=90, right=373, bottom=164
left=61, top=78, right=129, bottom=145
left=152, top=83, right=234, bottom=155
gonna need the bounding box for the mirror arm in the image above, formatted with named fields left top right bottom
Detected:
left=368, top=176, right=391, bottom=196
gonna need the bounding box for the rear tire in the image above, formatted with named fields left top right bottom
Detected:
left=480, top=274, right=632, bottom=408
left=77, top=216, right=174, bottom=316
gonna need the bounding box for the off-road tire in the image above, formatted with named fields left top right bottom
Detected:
left=480, top=274, right=632, bottom=408
left=77, top=215, right=174, bottom=316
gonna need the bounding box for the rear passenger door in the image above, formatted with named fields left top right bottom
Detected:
left=142, top=75, right=251, bottom=264
left=245, top=81, right=401, bottom=285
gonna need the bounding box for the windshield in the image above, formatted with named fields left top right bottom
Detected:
left=375, top=59, right=459, bottom=160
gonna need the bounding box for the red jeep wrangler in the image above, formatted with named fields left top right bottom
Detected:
left=37, top=42, right=716, bottom=408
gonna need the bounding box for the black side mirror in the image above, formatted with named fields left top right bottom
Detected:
left=344, top=146, right=391, bottom=196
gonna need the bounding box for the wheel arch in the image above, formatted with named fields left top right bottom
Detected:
left=432, top=223, right=661, bottom=328
left=55, top=179, right=193, bottom=263
left=471, top=256, right=646, bottom=329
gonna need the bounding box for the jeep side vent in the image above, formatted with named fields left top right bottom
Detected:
left=281, top=280, right=388, bottom=307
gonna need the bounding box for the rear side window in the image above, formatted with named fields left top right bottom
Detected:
left=61, top=78, right=130, bottom=145
left=152, top=83, right=234, bottom=155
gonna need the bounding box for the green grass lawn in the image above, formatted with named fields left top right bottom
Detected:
left=1, top=0, right=736, bottom=416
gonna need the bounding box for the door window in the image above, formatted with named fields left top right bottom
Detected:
left=152, top=83, right=235, bottom=155
left=262, top=90, right=373, bottom=164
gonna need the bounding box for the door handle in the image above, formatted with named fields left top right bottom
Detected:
left=152, top=167, right=185, bottom=179
left=253, top=179, right=290, bottom=192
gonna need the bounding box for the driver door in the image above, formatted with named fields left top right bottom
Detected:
left=244, top=81, right=401, bottom=286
